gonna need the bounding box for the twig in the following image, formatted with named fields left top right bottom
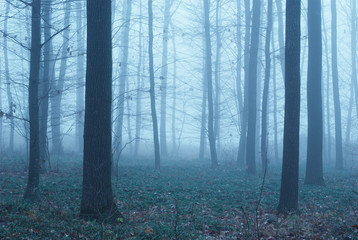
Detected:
left=41, top=25, right=70, bottom=48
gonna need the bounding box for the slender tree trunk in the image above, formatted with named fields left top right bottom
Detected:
left=236, top=0, right=243, bottom=129
left=331, top=0, right=344, bottom=169
left=271, top=29, right=279, bottom=162
left=148, top=0, right=161, bottom=170
left=39, top=0, right=52, bottom=172
left=80, top=0, right=121, bottom=220
left=126, top=78, right=133, bottom=154
left=199, top=24, right=207, bottom=161
left=0, top=48, right=2, bottom=159
left=76, top=0, right=85, bottom=153
left=51, top=1, right=71, bottom=156
left=134, top=0, right=143, bottom=157
left=275, top=0, right=285, bottom=80
left=305, top=0, right=324, bottom=185
left=277, top=0, right=301, bottom=213
left=346, top=87, right=353, bottom=145
left=4, top=2, right=14, bottom=153
left=203, top=0, right=218, bottom=168
left=261, top=0, right=272, bottom=172
left=114, top=0, right=132, bottom=171
left=351, top=0, right=358, bottom=133
left=237, top=0, right=251, bottom=166
left=24, top=0, right=41, bottom=201
left=160, top=0, right=173, bottom=157
left=171, top=22, right=177, bottom=154
left=214, top=0, right=221, bottom=154
left=246, top=0, right=261, bottom=174
left=322, top=5, right=331, bottom=164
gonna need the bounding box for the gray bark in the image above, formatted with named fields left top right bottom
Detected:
left=275, top=0, right=285, bottom=80
left=214, top=0, right=221, bottom=154
left=171, top=22, right=177, bottom=154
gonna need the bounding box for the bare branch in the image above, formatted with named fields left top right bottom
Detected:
left=41, top=25, right=70, bottom=48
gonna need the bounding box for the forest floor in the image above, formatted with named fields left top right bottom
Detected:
left=0, top=158, right=358, bottom=239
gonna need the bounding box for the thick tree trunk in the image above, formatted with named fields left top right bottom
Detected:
left=331, top=0, right=344, bottom=170
left=76, top=0, right=85, bottom=153
left=277, top=0, right=301, bottom=213
left=305, top=0, right=325, bottom=185
left=4, top=2, right=14, bottom=153
left=24, top=0, right=41, bottom=201
left=160, top=0, right=173, bottom=157
left=203, top=0, right=218, bottom=168
left=261, top=0, right=272, bottom=172
left=80, top=0, right=120, bottom=220
left=246, top=0, right=261, bottom=174
left=236, top=0, right=243, bottom=130
left=148, top=0, right=161, bottom=170
left=237, top=0, right=251, bottom=167
left=351, top=0, right=358, bottom=135
left=51, top=1, right=71, bottom=156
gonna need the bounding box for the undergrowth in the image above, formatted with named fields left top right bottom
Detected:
left=0, top=160, right=357, bottom=239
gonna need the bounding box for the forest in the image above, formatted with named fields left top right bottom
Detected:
left=0, top=0, right=357, bottom=239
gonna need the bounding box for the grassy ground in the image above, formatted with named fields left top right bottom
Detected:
left=0, top=159, right=357, bottom=239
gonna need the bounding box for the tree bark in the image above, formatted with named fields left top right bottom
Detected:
left=203, top=0, right=218, bottom=168
left=331, top=0, right=344, bottom=170
left=80, top=0, right=120, bottom=220
left=148, top=0, right=161, bottom=170
left=275, top=0, right=285, bottom=80
left=351, top=0, right=358, bottom=136
left=24, top=0, right=41, bottom=201
left=277, top=0, right=301, bottom=213
left=246, top=0, right=261, bottom=174
left=305, top=0, right=324, bottom=185
left=171, top=21, right=177, bottom=154
left=214, top=0, right=221, bottom=154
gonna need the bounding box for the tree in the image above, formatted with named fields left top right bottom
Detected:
left=331, top=0, right=343, bottom=170
left=203, top=0, right=218, bottom=168
left=237, top=0, right=250, bottom=167
left=305, top=0, right=325, bottom=185
left=261, top=0, right=273, bottom=172
left=51, top=0, right=71, bottom=156
left=245, top=0, right=261, bottom=174
left=75, top=0, right=85, bottom=153
left=277, top=0, right=301, bottom=213
left=351, top=0, right=358, bottom=128
left=80, top=0, right=120, bottom=220
left=24, top=0, right=41, bottom=201
left=114, top=0, right=133, bottom=174
left=148, top=0, right=161, bottom=170
left=39, top=0, right=53, bottom=172
left=160, top=0, right=174, bottom=157
left=4, top=1, right=15, bottom=154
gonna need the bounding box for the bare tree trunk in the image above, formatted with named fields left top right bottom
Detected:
left=271, top=29, right=279, bottom=162
left=24, top=0, right=41, bottom=201
left=4, top=2, right=14, bottom=153
left=114, top=0, right=132, bottom=173
left=214, top=0, right=221, bottom=154
left=331, top=0, right=344, bottom=169
left=261, top=0, right=272, bottom=172
left=160, top=0, right=173, bottom=157
left=171, top=21, right=177, bottom=154
left=237, top=0, right=251, bottom=167
left=39, top=0, right=53, bottom=172
left=76, top=0, right=85, bottom=153
left=246, top=0, right=261, bottom=174
left=134, top=0, right=143, bottom=157
left=51, top=1, right=71, bottom=156
left=80, top=0, right=121, bottom=220
left=305, top=0, right=324, bottom=185
left=236, top=0, right=243, bottom=130
left=203, top=0, right=218, bottom=168
left=148, top=0, right=161, bottom=170
left=277, top=0, right=301, bottom=213
left=351, top=0, right=358, bottom=135
left=275, top=0, right=285, bottom=80
left=199, top=30, right=207, bottom=161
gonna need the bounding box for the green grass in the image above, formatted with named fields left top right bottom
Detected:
left=0, top=161, right=357, bottom=239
